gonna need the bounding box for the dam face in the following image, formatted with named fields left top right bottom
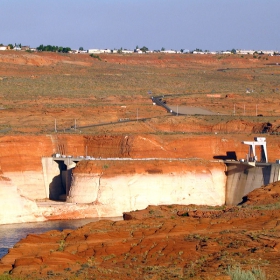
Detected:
left=225, top=162, right=280, bottom=205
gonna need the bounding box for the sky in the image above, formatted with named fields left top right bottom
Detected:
left=1, top=0, right=279, bottom=52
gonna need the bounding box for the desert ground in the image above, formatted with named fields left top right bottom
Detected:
left=0, top=50, right=280, bottom=279
left=1, top=50, right=280, bottom=135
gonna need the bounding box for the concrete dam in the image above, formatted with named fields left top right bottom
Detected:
left=225, top=161, right=280, bottom=205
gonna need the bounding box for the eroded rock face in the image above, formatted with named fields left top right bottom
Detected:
left=0, top=172, right=45, bottom=224
left=67, top=160, right=226, bottom=216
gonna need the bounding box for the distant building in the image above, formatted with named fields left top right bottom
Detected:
left=100, top=49, right=111, bottom=53
left=259, top=50, right=274, bottom=55
left=192, top=51, right=205, bottom=54
left=88, top=49, right=112, bottom=54
left=0, top=45, right=7, bottom=51
left=160, top=50, right=177, bottom=54
left=121, top=49, right=133, bottom=54
left=236, top=50, right=256, bottom=55
left=21, top=46, right=30, bottom=51
left=88, top=49, right=101, bottom=54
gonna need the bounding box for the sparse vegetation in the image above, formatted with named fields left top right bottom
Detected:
left=1, top=51, right=280, bottom=135
left=0, top=276, right=13, bottom=280
left=57, top=239, right=66, bottom=251
left=227, top=265, right=266, bottom=280
left=102, top=254, right=116, bottom=261
left=89, top=53, right=101, bottom=60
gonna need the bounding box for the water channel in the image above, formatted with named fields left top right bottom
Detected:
left=0, top=217, right=122, bottom=259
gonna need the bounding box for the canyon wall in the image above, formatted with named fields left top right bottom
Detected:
left=0, top=174, right=45, bottom=224
left=1, top=134, right=280, bottom=224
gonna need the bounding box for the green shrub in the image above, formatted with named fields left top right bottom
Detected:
left=58, top=239, right=65, bottom=251
left=89, top=54, right=101, bottom=60
left=227, top=265, right=266, bottom=280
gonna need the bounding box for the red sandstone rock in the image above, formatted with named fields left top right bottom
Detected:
left=245, top=181, right=280, bottom=205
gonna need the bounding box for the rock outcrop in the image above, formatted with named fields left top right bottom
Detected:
left=67, top=160, right=226, bottom=216
left=0, top=171, right=45, bottom=224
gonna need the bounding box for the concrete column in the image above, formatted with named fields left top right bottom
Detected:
left=64, top=158, right=76, bottom=170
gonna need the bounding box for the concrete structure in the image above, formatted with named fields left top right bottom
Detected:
left=225, top=161, right=280, bottom=205
left=161, top=50, right=177, bottom=54
left=236, top=50, right=256, bottom=55
left=242, top=137, right=268, bottom=163
left=88, top=49, right=111, bottom=54
left=121, top=49, right=133, bottom=54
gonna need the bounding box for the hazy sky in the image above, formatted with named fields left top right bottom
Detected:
left=1, top=0, right=279, bottom=51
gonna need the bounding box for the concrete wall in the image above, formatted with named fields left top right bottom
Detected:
left=41, top=157, right=62, bottom=200
left=225, top=162, right=280, bottom=205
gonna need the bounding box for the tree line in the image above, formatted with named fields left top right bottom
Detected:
left=36, top=45, right=71, bottom=53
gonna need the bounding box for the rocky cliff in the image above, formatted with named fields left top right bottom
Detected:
left=0, top=134, right=280, bottom=224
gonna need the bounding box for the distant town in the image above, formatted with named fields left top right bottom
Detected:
left=0, top=43, right=279, bottom=56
